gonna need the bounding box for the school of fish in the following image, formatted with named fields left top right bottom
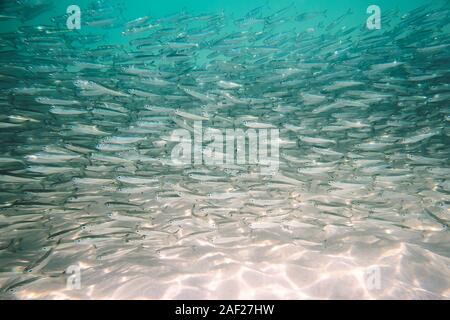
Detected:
left=0, top=0, right=449, bottom=299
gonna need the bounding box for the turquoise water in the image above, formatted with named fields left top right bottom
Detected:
left=2, top=0, right=437, bottom=39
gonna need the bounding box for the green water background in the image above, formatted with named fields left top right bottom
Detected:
left=2, top=0, right=441, bottom=43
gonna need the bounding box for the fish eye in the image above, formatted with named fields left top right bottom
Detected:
left=27, top=269, right=33, bottom=273
left=207, top=193, right=212, bottom=197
